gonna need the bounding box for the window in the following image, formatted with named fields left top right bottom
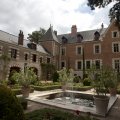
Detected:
left=77, top=34, right=83, bottom=42
left=113, top=59, right=120, bottom=72
left=0, top=46, right=3, bottom=55
left=61, top=47, right=66, bottom=55
left=25, top=53, right=28, bottom=60
left=94, top=44, right=101, bottom=54
left=76, top=46, right=82, bottom=55
left=32, top=54, right=36, bottom=62
left=11, top=48, right=17, bottom=59
left=62, top=36, right=68, bottom=44
left=94, top=31, right=100, bottom=40
left=113, top=43, right=119, bottom=52
left=95, top=60, right=101, bottom=69
left=86, top=60, right=91, bottom=69
left=61, top=61, right=65, bottom=68
left=47, top=58, right=51, bottom=63
left=112, top=31, right=119, bottom=38
left=39, top=57, right=43, bottom=63
left=76, top=60, right=82, bottom=70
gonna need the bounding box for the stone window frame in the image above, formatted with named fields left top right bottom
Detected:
left=0, top=45, right=3, bottom=55
left=61, top=60, right=66, bottom=69
left=9, top=47, right=19, bottom=59
left=76, top=45, right=83, bottom=55
left=85, top=59, right=92, bottom=69
left=24, top=52, right=29, bottom=61
left=75, top=60, right=82, bottom=70
left=93, top=59, right=102, bottom=69
left=112, top=42, right=120, bottom=53
left=61, top=47, right=66, bottom=56
left=112, top=58, right=120, bottom=71
left=46, top=57, right=51, bottom=63
left=93, top=44, right=101, bottom=54
left=39, top=56, right=43, bottom=63
left=112, top=30, right=119, bottom=38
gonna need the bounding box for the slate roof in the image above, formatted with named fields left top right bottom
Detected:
left=41, top=26, right=60, bottom=43
left=0, top=30, right=47, bottom=54
left=58, top=28, right=107, bottom=43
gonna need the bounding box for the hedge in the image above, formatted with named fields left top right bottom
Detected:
left=25, top=108, right=99, bottom=120
left=33, top=85, right=61, bottom=91
left=12, top=87, right=34, bottom=95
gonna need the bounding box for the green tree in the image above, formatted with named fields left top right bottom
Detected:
left=87, top=0, right=120, bottom=23
left=27, top=28, right=46, bottom=44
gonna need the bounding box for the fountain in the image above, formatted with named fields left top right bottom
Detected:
left=27, top=68, right=118, bottom=117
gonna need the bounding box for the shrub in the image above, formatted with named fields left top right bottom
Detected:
left=26, top=108, right=99, bottom=120
left=0, top=85, right=25, bottom=120
left=33, top=85, right=61, bottom=91
left=52, top=72, right=59, bottom=82
left=12, top=87, right=34, bottom=95
left=83, top=78, right=91, bottom=86
left=73, top=76, right=81, bottom=83
left=18, top=97, right=28, bottom=110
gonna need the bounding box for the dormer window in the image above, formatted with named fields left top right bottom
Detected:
left=62, top=36, right=68, bottom=44
left=112, top=31, right=119, bottom=38
left=77, top=34, right=83, bottom=42
left=94, top=31, right=100, bottom=41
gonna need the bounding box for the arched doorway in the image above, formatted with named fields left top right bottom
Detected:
left=29, top=67, right=38, bottom=75
left=9, top=67, right=21, bottom=84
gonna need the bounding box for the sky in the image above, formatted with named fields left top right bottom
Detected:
left=0, top=0, right=115, bottom=38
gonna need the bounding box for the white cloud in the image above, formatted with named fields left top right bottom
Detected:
left=0, top=0, right=115, bottom=38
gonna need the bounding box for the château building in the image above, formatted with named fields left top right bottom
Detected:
left=0, top=20, right=120, bottom=80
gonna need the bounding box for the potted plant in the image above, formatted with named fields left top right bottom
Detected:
left=11, top=67, right=37, bottom=98
left=107, top=70, right=118, bottom=96
left=88, top=65, right=114, bottom=116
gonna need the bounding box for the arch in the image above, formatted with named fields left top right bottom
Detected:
left=8, top=66, right=21, bottom=84
left=29, top=67, right=38, bottom=75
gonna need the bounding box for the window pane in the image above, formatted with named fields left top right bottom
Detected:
left=77, top=61, right=82, bottom=70
left=86, top=61, right=90, bottom=69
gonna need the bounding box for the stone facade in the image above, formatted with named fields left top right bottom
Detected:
left=0, top=30, right=50, bottom=80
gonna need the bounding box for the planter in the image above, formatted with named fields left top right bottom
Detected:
left=109, top=88, right=117, bottom=96
left=93, top=95, right=109, bottom=116
left=21, top=87, right=31, bottom=98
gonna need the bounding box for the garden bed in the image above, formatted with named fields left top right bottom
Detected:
left=25, top=108, right=99, bottom=120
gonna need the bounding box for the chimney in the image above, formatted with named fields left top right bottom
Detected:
left=18, top=30, right=24, bottom=45
left=71, top=25, right=77, bottom=36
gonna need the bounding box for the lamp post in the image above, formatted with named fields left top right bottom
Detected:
left=82, top=47, right=85, bottom=79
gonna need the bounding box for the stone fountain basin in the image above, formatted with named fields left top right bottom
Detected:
left=27, top=90, right=117, bottom=117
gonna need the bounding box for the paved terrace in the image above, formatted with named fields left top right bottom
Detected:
left=25, top=89, right=120, bottom=120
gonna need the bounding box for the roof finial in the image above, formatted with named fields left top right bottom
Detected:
left=101, top=23, right=104, bottom=29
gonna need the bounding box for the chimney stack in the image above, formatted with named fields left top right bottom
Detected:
left=18, top=30, right=24, bottom=45
left=71, top=25, right=77, bottom=36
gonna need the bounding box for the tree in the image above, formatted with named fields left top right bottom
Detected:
left=27, top=28, right=46, bottom=44
left=87, top=0, right=120, bottom=23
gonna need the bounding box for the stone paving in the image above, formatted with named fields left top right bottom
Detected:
left=25, top=90, right=120, bottom=120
